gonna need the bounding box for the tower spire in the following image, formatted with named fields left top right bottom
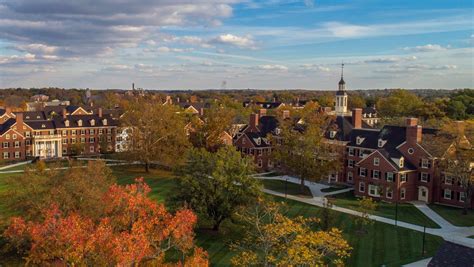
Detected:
left=341, top=62, right=344, bottom=79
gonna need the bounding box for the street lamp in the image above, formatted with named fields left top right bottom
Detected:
left=285, top=176, right=289, bottom=198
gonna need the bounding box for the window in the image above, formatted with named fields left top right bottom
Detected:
left=72, top=130, right=77, bottom=136
left=107, top=129, right=111, bottom=134
left=400, top=173, right=407, bottom=182
left=89, top=137, right=95, bottom=143
left=12, top=134, right=17, bottom=139
left=421, top=173, right=429, bottom=182
left=3, top=152, right=8, bottom=159
left=445, top=175, right=453, bottom=185
left=348, top=160, right=354, bottom=168
left=71, top=138, right=77, bottom=144
left=103, top=119, right=107, bottom=126
left=3, top=142, right=8, bottom=148
left=348, top=147, right=355, bottom=156
left=107, top=136, right=112, bottom=142
left=78, top=120, right=83, bottom=127
left=359, top=182, right=365, bottom=192
left=399, top=157, right=404, bottom=168
left=421, top=159, right=430, bottom=169
left=347, top=171, right=353, bottom=182
left=378, top=139, right=385, bottom=147
left=81, top=138, right=85, bottom=143
left=26, top=140, right=30, bottom=145
left=385, top=172, right=394, bottom=182
left=80, top=129, right=85, bottom=135
left=5, top=134, right=10, bottom=140
left=368, top=185, right=380, bottom=197
left=386, top=188, right=393, bottom=199
left=14, top=141, right=19, bottom=148
left=14, top=151, right=20, bottom=159
left=62, top=148, right=67, bottom=155
left=257, top=159, right=263, bottom=168
left=25, top=131, right=30, bottom=137
left=460, top=192, right=466, bottom=202
left=268, top=160, right=273, bottom=168
left=62, top=139, right=67, bottom=144
left=90, top=129, right=95, bottom=135
left=400, top=188, right=406, bottom=200
left=90, top=119, right=95, bottom=126
left=408, top=148, right=414, bottom=154
left=62, top=130, right=67, bottom=136
left=242, top=138, right=246, bottom=145
left=373, top=170, right=380, bottom=179
left=444, top=189, right=452, bottom=200
left=99, top=129, right=103, bottom=135
left=65, top=120, right=70, bottom=127
left=356, top=136, right=364, bottom=145
left=49, top=130, right=54, bottom=135
left=359, top=168, right=367, bottom=177
left=90, top=146, right=95, bottom=153
left=374, top=157, right=380, bottom=166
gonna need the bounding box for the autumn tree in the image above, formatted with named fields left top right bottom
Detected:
left=173, top=147, right=261, bottom=231
left=190, top=104, right=235, bottom=151
left=376, top=89, right=423, bottom=118
left=355, top=197, right=377, bottom=234
left=440, top=121, right=474, bottom=214
left=272, top=112, right=340, bottom=192
left=4, top=179, right=208, bottom=266
left=231, top=199, right=351, bottom=266
left=121, top=98, right=190, bottom=172
left=2, top=160, right=115, bottom=221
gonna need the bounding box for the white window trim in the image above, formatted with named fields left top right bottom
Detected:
left=374, top=157, right=380, bottom=166
left=359, top=182, right=365, bottom=193
left=400, top=188, right=406, bottom=200
left=444, top=189, right=452, bottom=200
left=368, top=184, right=380, bottom=197
left=421, top=173, right=429, bottom=182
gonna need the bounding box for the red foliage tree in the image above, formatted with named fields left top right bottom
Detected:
left=4, top=178, right=208, bottom=266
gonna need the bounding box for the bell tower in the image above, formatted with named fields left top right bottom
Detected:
left=335, top=63, right=348, bottom=116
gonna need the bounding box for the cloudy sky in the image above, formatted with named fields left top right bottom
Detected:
left=0, top=0, right=473, bottom=90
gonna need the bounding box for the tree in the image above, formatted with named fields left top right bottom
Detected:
left=355, top=197, right=377, bottom=234
left=190, top=104, right=235, bottom=151
left=4, top=179, right=208, bottom=266
left=121, top=98, right=190, bottom=172
left=173, top=147, right=261, bottom=231
left=376, top=89, right=423, bottom=117
left=231, top=199, right=351, bottom=266
left=440, top=121, right=474, bottom=214
left=272, top=112, right=340, bottom=192
left=348, top=94, right=366, bottom=109
left=2, top=161, right=116, bottom=221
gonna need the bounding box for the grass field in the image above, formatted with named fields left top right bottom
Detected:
left=261, top=179, right=312, bottom=197
left=327, top=192, right=440, bottom=228
left=428, top=204, right=474, bottom=227
left=113, top=167, right=443, bottom=267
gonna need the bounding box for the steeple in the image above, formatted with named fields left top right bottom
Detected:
left=338, top=63, right=345, bottom=90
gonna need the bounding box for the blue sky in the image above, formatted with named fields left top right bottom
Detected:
left=0, top=0, right=472, bottom=90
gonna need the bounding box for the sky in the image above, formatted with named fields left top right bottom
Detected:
left=0, top=0, right=473, bottom=90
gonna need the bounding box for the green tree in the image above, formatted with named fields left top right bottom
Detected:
left=121, top=98, right=190, bottom=172
left=376, top=89, right=423, bottom=117
left=348, top=94, right=366, bottom=109
left=355, top=197, right=377, bottom=234
left=272, top=113, right=340, bottom=192
left=173, top=147, right=261, bottom=231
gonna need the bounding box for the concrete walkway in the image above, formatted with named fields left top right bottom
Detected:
left=0, top=162, right=141, bottom=174
left=402, top=257, right=432, bottom=267
left=0, top=160, right=32, bottom=171
left=255, top=174, right=474, bottom=248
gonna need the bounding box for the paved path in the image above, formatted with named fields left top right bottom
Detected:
left=0, top=162, right=141, bottom=174
left=256, top=174, right=474, bottom=248
left=0, top=160, right=32, bottom=171
left=402, top=257, right=432, bottom=267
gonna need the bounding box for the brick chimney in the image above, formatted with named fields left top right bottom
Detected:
left=16, top=113, right=23, bottom=128
left=352, top=108, right=362, bottom=129
left=6, top=107, right=11, bottom=116
left=98, top=108, right=103, bottom=118
left=249, top=113, right=259, bottom=131
left=62, top=108, right=67, bottom=119
left=406, top=118, right=422, bottom=143
left=258, top=109, right=267, bottom=117
left=282, top=110, right=290, bottom=119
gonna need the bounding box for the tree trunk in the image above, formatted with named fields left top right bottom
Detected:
left=145, top=161, right=150, bottom=173
left=300, top=177, right=305, bottom=194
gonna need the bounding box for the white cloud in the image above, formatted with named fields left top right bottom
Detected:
left=211, top=34, right=257, bottom=49
left=403, top=44, right=449, bottom=52
left=300, top=64, right=331, bottom=72
left=257, top=64, right=288, bottom=71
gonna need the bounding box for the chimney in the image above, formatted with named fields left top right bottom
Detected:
left=98, top=108, right=103, bottom=118
left=62, top=108, right=67, bottom=119
left=258, top=109, right=267, bottom=117
left=249, top=113, right=259, bottom=130
left=132, top=83, right=135, bottom=90
left=6, top=107, right=11, bottom=115
left=352, top=108, right=362, bottom=129
left=406, top=118, right=422, bottom=143
left=282, top=110, right=290, bottom=119
left=16, top=113, right=23, bottom=128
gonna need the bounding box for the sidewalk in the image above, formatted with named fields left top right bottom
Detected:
left=256, top=174, right=474, bottom=248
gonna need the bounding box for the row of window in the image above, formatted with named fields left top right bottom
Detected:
left=61, top=128, right=112, bottom=136
left=62, top=136, right=112, bottom=144
left=64, top=119, right=108, bottom=127
left=358, top=182, right=404, bottom=199
left=2, top=141, right=21, bottom=148
left=443, top=189, right=466, bottom=202
left=3, top=151, right=21, bottom=159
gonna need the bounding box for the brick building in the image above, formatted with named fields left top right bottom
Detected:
left=0, top=106, right=119, bottom=161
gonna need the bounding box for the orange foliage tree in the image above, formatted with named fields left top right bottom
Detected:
left=4, top=178, right=208, bottom=266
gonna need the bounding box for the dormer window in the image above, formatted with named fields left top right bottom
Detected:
left=399, top=157, right=404, bottom=168
left=329, top=131, right=336, bottom=138
left=41, top=124, right=46, bottom=128
left=78, top=120, right=82, bottom=127
left=356, top=136, right=365, bottom=145
left=378, top=139, right=387, bottom=148
left=65, top=120, right=70, bottom=127
left=255, top=138, right=261, bottom=145
left=36, top=115, right=40, bottom=119
left=91, top=119, right=95, bottom=126
left=275, top=128, right=281, bottom=135
left=102, top=119, right=107, bottom=126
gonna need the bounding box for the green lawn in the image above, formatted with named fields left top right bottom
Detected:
left=328, top=192, right=440, bottom=228
left=0, top=165, right=446, bottom=266
left=428, top=204, right=474, bottom=227
left=261, top=179, right=312, bottom=197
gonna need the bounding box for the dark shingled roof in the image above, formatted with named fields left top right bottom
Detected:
left=362, top=107, right=377, bottom=115
left=25, top=120, right=56, bottom=130
left=0, top=118, right=16, bottom=135
left=259, top=116, right=279, bottom=136
left=0, top=109, right=6, bottom=116
left=53, top=114, right=117, bottom=128
left=428, top=241, right=474, bottom=267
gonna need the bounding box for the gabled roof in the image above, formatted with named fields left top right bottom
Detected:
left=25, top=120, right=56, bottom=130
left=0, top=118, right=17, bottom=135
left=53, top=114, right=117, bottom=128
left=259, top=116, right=279, bottom=136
